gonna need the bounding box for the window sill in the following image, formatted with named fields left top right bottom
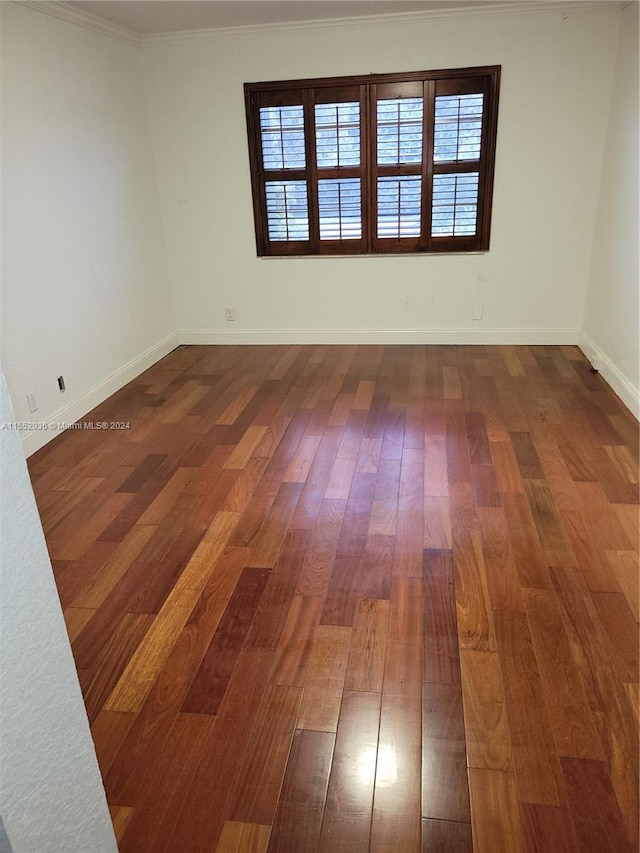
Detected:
left=259, top=251, right=488, bottom=259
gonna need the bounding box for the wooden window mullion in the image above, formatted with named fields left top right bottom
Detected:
left=420, top=79, right=435, bottom=252
left=303, top=89, right=320, bottom=252
left=369, top=83, right=379, bottom=252
left=361, top=84, right=373, bottom=253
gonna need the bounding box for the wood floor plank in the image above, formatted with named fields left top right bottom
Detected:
left=216, top=821, right=272, bottom=853
left=344, top=598, right=390, bottom=693
left=168, top=646, right=275, bottom=852
left=604, top=550, right=640, bottom=621
left=368, top=458, right=401, bottom=537
left=421, top=818, right=472, bottom=853
left=63, top=606, right=95, bottom=643
left=523, top=587, right=604, bottom=760
left=453, top=530, right=495, bottom=651
left=215, top=386, right=258, bottom=425
left=561, top=757, right=633, bottom=853
left=510, top=431, right=544, bottom=480
left=249, top=530, right=312, bottom=649
left=136, top=467, right=198, bottom=525
left=230, top=683, right=303, bottom=825
left=248, top=481, right=304, bottom=567
left=104, top=586, right=202, bottom=713
left=30, top=343, right=638, bottom=853
left=459, top=649, right=512, bottom=772
left=468, top=769, right=526, bottom=853
left=80, top=612, right=155, bottom=722
left=337, top=471, right=377, bottom=555
left=175, top=511, right=241, bottom=591
left=477, top=507, right=524, bottom=612
left=490, top=440, right=525, bottom=494
left=103, top=546, right=250, bottom=806
left=613, top=503, right=639, bottom=548
left=591, top=591, right=639, bottom=685
left=268, top=729, right=334, bottom=853
left=534, top=439, right=583, bottom=512
left=423, top=549, right=460, bottom=684
left=503, top=494, right=551, bottom=589
left=270, top=595, right=324, bottom=687
left=182, top=566, right=270, bottom=714
left=118, top=712, right=215, bottom=853
left=422, top=682, right=470, bottom=823
left=551, top=566, right=640, bottom=846
left=298, top=625, right=352, bottom=733
left=624, top=682, right=639, bottom=722
left=110, top=806, right=135, bottom=844
left=524, top=479, right=576, bottom=565
left=319, top=690, right=381, bottom=853
left=91, top=710, right=137, bottom=779
left=394, top=447, right=424, bottom=577
left=424, top=434, right=448, bottom=497
left=71, top=524, right=157, bottom=609
left=371, top=690, right=421, bottom=850
left=423, top=496, right=452, bottom=549
left=224, top=425, right=269, bottom=469
left=494, top=611, right=565, bottom=805
left=519, top=803, right=580, bottom=853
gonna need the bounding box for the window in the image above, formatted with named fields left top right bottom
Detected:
left=244, top=66, right=500, bottom=256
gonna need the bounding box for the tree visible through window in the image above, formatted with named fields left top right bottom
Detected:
left=245, top=66, right=500, bottom=256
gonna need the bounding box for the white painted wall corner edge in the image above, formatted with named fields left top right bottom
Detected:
left=177, top=328, right=581, bottom=346
left=20, top=333, right=179, bottom=457
left=578, top=332, right=640, bottom=420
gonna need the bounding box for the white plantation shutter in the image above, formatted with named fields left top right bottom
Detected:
left=315, top=102, right=360, bottom=168
left=265, top=181, right=310, bottom=241
left=377, top=98, right=424, bottom=166
left=434, top=94, right=484, bottom=163
left=431, top=173, right=480, bottom=237
left=318, top=179, right=362, bottom=240
left=377, top=176, right=422, bottom=238
left=259, top=106, right=306, bottom=170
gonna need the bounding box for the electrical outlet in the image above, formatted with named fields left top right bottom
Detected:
left=225, top=307, right=236, bottom=322
left=27, top=392, right=38, bottom=413
left=471, top=302, right=483, bottom=320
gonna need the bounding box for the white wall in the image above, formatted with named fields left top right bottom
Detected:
left=0, top=374, right=116, bottom=853
left=141, top=5, right=620, bottom=344
left=1, top=3, right=177, bottom=456
left=581, top=1, right=639, bottom=417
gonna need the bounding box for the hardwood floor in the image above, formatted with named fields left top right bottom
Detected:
left=28, top=344, right=638, bottom=853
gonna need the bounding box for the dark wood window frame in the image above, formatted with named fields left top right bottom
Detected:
left=244, top=65, right=500, bottom=257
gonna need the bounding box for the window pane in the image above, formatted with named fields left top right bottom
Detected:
left=377, top=176, right=421, bottom=238
left=377, top=98, right=423, bottom=166
left=434, top=94, right=483, bottom=163
left=265, top=181, right=309, bottom=241
left=315, top=102, right=360, bottom=168
left=259, top=106, right=306, bottom=170
left=318, top=178, right=361, bottom=240
left=431, top=172, right=479, bottom=236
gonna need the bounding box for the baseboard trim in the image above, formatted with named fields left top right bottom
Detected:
left=578, top=333, right=640, bottom=419
left=178, top=328, right=580, bottom=346
left=21, top=333, right=179, bottom=457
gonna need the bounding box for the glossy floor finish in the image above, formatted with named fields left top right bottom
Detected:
left=28, top=344, right=638, bottom=853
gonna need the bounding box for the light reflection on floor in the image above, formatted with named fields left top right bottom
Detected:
left=357, top=743, right=398, bottom=789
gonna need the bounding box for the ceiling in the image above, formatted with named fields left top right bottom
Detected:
left=62, top=0, right=521, bottom=35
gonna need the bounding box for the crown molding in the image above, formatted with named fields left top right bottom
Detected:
left=141, top=1, right=620, bottom=45
left=14, top=0, right=621, bottom=48
left=15, top=1, right=140, bottom=45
